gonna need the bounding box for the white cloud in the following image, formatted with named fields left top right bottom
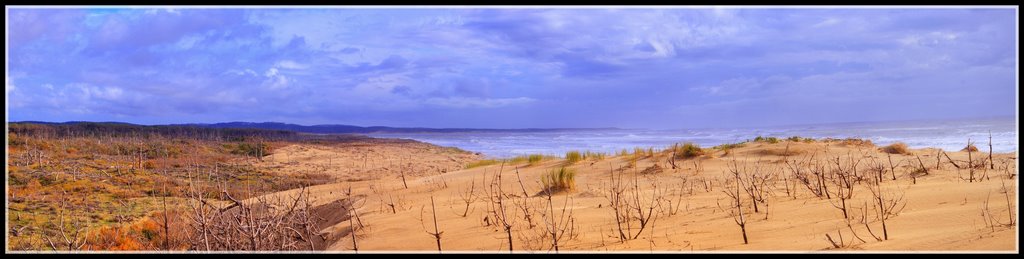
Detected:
left=263, top=68, right=288, bottom=89
left=276, top=60, right=307, bottom=70
left=225, top=69, right=259, bottom=77
left=74, top=83, right=124, bottom=101
left=5, top=77, right=15, bottom=94
left=175, top=34, right=203, bottom=50
left=812, top=18, right=841, bottom=28
left=350, top=74, right=408, bottom=97
left=425, top=96, right=535, bottom=108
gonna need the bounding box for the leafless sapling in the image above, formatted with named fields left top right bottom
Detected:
left=867, top=179, right=907, bottom=240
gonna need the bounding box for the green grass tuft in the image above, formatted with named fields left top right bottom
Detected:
left=583, top=151, right=606, bottom=161
left=466, top=159, right=500, bottom=169
left=541, top=167, right=576, bottom=193
left=754, top=136, right=780, bottom=144
left=565, top=151, right=583, bottom=164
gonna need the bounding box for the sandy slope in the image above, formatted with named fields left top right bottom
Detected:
left=254, top=138, right=480, bottom=182
left=248, top=140, right=1018, bottom=252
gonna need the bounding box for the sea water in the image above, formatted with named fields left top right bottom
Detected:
left=369, top=117, right=1018, bottom=158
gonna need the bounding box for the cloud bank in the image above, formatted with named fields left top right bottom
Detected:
left=7, top=8, right=1017, bottom=128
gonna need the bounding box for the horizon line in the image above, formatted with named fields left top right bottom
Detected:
left=7, top=114, right=1015, bottom=132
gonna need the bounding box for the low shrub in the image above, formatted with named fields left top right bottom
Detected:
left=881, top=142, right=912, bottom=155
left=676, top=142, right=704, bottom=159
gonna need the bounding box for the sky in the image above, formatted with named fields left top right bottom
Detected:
left=6, top=7, right=1018, bottom=129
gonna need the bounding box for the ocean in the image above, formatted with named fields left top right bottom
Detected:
left=369, top=117, right=1018, bottom=158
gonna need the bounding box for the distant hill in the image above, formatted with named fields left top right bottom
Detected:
left=179, top=122, right=618, bottom=134
left=11, top=121, right=619, bottom=134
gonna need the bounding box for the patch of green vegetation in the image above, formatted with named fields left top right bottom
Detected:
left=675, top=142, right=705, bottom=159
left=227, top=142, right=272, bottom=157
left=713, top=142, right=746, bottom=150
left=754, top=136, right=780, bottom=144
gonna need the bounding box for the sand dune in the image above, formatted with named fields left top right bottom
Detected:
left=246, top=140, right=1018, bottom=252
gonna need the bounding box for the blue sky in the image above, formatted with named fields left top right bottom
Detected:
left=6, top=7, right=1018, bottom=129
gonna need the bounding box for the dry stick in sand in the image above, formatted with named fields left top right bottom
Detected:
left=1001, top=180, right=1016, bottom=227
left=669, top=143, right=678, bottom=169
left=913, top=155, right=928, bottom=184
left=788, top=154, right=823, bottom=199
left=827, top=155, right=856, bottom=219
left=425, top=196, right=443, bottom=253
left=344, top=185, right=362, bottom=252
left=870, top=158, right=887, bottom=184
left=607, top=165, right=629, bottom=242
left=718, top=160, right=748, bottom=244
left=437, top=168, right=449, bottom=189
left=869, top=179, right=907, bottom=240
left=456, top=178, right=478, bottom=217
left=941, top=150, right=961, bottom=169
left=627, top=168, right=661, bottom=240
left=487, top=162, right=515, bottom=252
left=968, top=138, right=975, bottom=182
left=825, top=230, right=847, bottom=249
left=886, top=153, right=902, bottom=181
left=860, top=201, right=884, bottom=242
left=738, top=160, right=771, bottom=219
left=989, top=131, right=995, bottom=170
left=400, top=158, right=409, bottom=189
left=512, top=167, right=536, bottom=229
left=981, top=180, right=1017, bottom=229
left=542, top=184, right=579, bottom=252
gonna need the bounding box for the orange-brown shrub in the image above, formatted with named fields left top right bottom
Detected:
left=881, top=142, right=911, bottom=155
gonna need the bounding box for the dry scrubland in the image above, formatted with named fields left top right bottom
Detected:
left=6, top=125, right=1018, bottom=252
left=5, top=123, right=479, bottom=251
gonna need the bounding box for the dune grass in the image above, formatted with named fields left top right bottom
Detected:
left=881, top=142, right=912, bottom=155
left=465, top=159, right=500, bottom=169
left=786, top=136, right=815, bottom=143
left=528, top=154, right=545, bottom=165
left=508, top=154, right=549, bottom=166
left=583, top=151, right=607, bottom=161
left=754, top=136, right=781, bottom=144
left=565, top=151, right=583, bottom=164
left=617, top=149, right=630, bottom=156
left=713, top=142, right=744, bottom=156
left=826, top=137, right=874, bottom=147
left=508, top=156, right=528, bottom=164
left=634, top=147, right=648, bottom=157
left=541, top=167, right=576, bottom=193
left=713, top=142, right=746, bottom=150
